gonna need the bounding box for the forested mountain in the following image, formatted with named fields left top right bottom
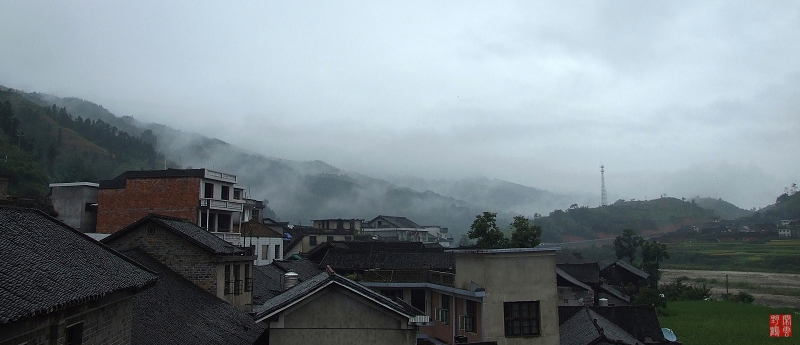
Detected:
left=534, top=197, right=718, bottom=241
left=0, top=89, right=164, bottom=199
left=1, top=85, right=775, bottom=242
left=691, top=196, right=754, bottom=220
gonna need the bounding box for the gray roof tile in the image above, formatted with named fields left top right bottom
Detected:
left=0, top=207, right=157, bottom=324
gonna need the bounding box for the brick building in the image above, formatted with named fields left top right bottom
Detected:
left=96, top=168, right=245, bottom=235
left=102, top=214, right=256, bottom=309
left=0, top=206, right=157, bottom=345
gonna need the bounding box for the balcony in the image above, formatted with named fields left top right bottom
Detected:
left=362, top=270, right=455, bottom=287
left=200, top=198, right=244, bottom=212
left=204, top=169, right=237, bottom=183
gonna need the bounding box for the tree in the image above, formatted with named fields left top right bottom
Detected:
left=777, top=193, right=790, bottom=204
left=641, top=240, right=670, bottom=289
left=468, top=212, right=508, bottom=249
left=614, top=228, right=643, bottom=263
left=509, top=215, right=542, bottom=248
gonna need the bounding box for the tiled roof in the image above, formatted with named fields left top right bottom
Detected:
left=559, top=307, right=643, bottom=345
left=306, top=241, right=445, bottom=263
left=601, top=260, right=649, bottom=280
left=240, top=220, right=282, bottom=238
left=254, top=270, right=426, bottom=323
left=120, top=250, right=265, bottom=345
left=557, top=263, right=600, bottom=285
left=252, top=260, right=325, bottom=305
left=99, top=168, right=210, bottom=189
left=596, top=283, right=631, bottom=303
left=559, top=306, right=668, bottom=344
left=556, top=268, right=593, bottom=291
left=321, top=250, right=455, bottom=272
left=103, top=214, right=244, bottom=256
left=555, top=251, right=586, bottom=264
left=367, top=215, right=422, bottom=228
left=0, top=207, right=157, bottom=325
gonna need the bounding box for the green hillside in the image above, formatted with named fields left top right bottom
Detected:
left=535, top=197, right=717, bottom=241
left=692, top=196, right=754, bottom=220
left=0, top=89, right=166, bottom=200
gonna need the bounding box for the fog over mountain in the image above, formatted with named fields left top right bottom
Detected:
left=1, top=1, right=798, bottom=211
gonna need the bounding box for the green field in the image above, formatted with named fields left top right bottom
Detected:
left=659, top=301, right=798, bottom=345
left=662, top=240, right=800, bottom=274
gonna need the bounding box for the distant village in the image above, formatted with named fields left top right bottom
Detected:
left=2, top=167, right=695, bottom=345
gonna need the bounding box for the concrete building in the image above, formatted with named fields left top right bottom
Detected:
left=452, top=248, right=560, bottom=345
left=0, top=207, right=156, bottom=345
left=96, top=168, right=245, bottom=236
left=284, top=225, right=356, bottom=257
left=364, top=215, right=453, bottom=246
left=102, top=214, right=256, bottom=309
left=240, top=219, right=284, bottom=265
left=48, top=182, right=99, bottom=232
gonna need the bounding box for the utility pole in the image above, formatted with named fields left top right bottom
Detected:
left=600, top=165, right=608, bottom=207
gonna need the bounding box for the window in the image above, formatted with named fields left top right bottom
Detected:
left=262, top=245, right=268, bottom=261
left=244, top=264, right=252, bottom=292
left=252, top=209, right=260, bottom=221
left=503, top=301, right=540, bottom=337
left=66, top=322, right=83, bottom=345
left=309, top=236, right=317, bottom=246
left=460, top=300, right=477, bottom=333
left=221, top=185, right=230, bottom=200
left=437, top=294, right=451, bottom=325
left=233, top=189, right=242, bottom=199
left=224, top=264, right=232, bottom=295
left=274, top=244, right=281, bottom=261
left=204, top=183, right=214, bottom=198
left=233, top=264, right=242, bottom=295
left=326, top=236, right=334, bottom=242
left=345, top=236, right=352, bottom=241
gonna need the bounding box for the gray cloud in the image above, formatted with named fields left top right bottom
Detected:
left=1, top=1, right=798, bottom=210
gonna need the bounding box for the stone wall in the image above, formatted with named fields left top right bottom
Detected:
left=97, top=177, right=201, bottom=233
left=0, top=297, right=134, bottom=345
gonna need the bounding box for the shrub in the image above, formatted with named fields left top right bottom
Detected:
left=661, top=278, right=712, bottom=301
left=721, top=291, right=755, bottom=304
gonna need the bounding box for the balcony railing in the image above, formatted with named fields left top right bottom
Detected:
left=204, top=169, right=237, bottom=183
left=199, top=198, right=244, bottom=212
left=212, top=232, right=241, bottom=245
left=362, top=270, right=455, bottom=287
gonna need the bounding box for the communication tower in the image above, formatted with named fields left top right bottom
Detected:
left=600, top=165, right=608, bottom=207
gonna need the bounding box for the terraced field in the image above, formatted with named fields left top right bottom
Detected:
left=663, top=239, right=800, bottom=274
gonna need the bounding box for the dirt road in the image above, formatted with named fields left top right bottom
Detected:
left=661, top=269, right=800, bottom=309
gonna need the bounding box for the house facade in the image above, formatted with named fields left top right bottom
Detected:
left=102, top=214, right=256, bottom=309
left=363, top=215, right=452, bottom=245
left=96, top=168, right=245, bottom=237
left=240, top=219, right=284, bottom=265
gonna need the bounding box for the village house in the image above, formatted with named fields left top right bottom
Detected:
left=96, top=168, right=245, bottom=237
left=0, top=206, right=157, bottom=345
left=310, top=241, right=560, bottom=345
left=101, top=214, right=257, bottom=309
left=363, top=215, right=453, bottom=246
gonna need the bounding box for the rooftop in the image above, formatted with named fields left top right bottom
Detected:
left=0, top=207, right=157, bottom=325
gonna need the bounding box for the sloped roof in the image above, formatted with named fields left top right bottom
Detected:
left=556, top=268, right=593, bottom=292
left=596, top=283, right=631, bottom=303
left=102, top=214, right=244, bottom=256
left=240, top=220, right=282, bottom=238
left=559, top=306, right=668, bottom=344
left=560, top=307, right=643, bottom=345
left=555, top=251, right=587, bottom=264
left=600, top=260, right=649, bottom=280
left=120, top=249, right=265, bottom=345
left=321, top=250, right=455, bottom=272
left=557, top=263, right=600, bottom=285
left=252, top=259, right=325, bottom=305
left=254, top=269, right=427, bottom=323
left=0, top=207, right=157, bottom=325
left=367, top=215, right=422, bottom=228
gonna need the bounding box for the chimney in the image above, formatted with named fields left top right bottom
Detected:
left=283, top=272, right=299, bottom=290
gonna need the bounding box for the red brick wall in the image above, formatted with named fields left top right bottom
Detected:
left=97, top=177, right=201, bottom=234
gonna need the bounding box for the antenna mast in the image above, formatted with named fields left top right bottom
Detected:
left=600, top=165, right=608, bottom=207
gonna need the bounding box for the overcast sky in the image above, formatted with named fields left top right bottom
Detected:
left=1, top=1, right=798, bottom=209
